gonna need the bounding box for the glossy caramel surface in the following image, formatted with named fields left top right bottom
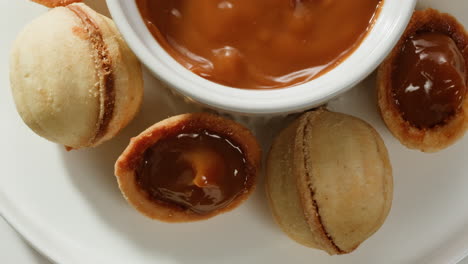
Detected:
left=392, top=32, right=466, bottom=128
left=137, top=0, right=381, bottom=89
left=137, top=130, right=248, bottom=215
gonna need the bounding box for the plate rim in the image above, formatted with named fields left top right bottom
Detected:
left=3, top=163, right=468, bottom=264
left=0, top=192, right=69, bottom=264
left=2, top=0, right=468, bottom=263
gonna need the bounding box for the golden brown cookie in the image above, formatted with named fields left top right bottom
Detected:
left=10, top=3, right=143, bottom=149
left=377, top=9, right=468, bottom=152
left=266, top=109, right=393, bottom=255
left=115, top=113, right=262, bottom=222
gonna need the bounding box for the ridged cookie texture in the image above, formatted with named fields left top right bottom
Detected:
left=10, top=3, right=143, bottom=149
left=266, top=109, right=393, bottom=255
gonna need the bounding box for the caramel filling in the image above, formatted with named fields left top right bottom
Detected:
left=137, top=130, right=249, bottom=215
left=32, top=0, right=81, bottom=8
left=392, top=32, right=467, bottom=128
left=67, top=5, right=115, bottom=144
left=136, top=0, right=381, bottom=89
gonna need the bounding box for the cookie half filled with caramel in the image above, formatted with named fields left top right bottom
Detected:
left=378, top=9, right=468, bottom=152
left=115, top=113, right=261, bottom=222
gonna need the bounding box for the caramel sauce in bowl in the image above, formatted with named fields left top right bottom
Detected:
left=137, top=0, right=382, bottom=89
left=107, top=0, right=417, bottom=114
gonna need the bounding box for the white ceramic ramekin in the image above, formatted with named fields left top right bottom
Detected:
left=107, top=0, right=417, bottom=115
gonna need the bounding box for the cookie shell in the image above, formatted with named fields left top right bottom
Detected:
left=10, top=3, right=143, bottom=149
left=115, top=113, right=262, bottom=222
left=266, top=109, right=393, bottom=255
left=377, top=9, right=468, bottom=152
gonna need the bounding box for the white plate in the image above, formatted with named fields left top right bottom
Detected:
left=1, top=0, right=468, bottom=264
left=0, top=217, right=51, bottom=264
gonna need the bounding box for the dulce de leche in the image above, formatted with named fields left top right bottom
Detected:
left=115, top=113, right=261, bottom=222
left=377, top=9, right=468, bottom=152
left=136, top=0, right=382, bottom=89
left=137, top=129, right=251, bottom=215
left=392, top=32, right=467, bottom=128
